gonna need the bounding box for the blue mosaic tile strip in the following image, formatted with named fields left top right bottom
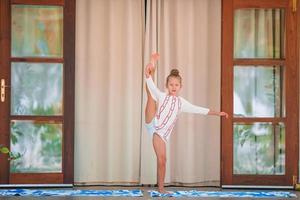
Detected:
left=149, top=190, right=297, bottom=198
left=0, top=189, right=143, bottom=197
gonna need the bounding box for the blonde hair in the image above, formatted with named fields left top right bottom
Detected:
left=166, top=69, right=182, bottom=86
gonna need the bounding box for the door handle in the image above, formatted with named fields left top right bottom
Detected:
left=293, top=0, right=297, bottom=12
left=1, top=79, right=10, bottom=102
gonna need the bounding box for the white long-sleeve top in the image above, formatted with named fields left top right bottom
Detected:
left=146, top=76, right=209, bottom=142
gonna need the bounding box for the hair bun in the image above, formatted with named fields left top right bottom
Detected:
left=170, top=69, right=179, bottom=76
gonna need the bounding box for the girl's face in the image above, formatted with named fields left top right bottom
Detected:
left=166, top=77, right=181, bottom=96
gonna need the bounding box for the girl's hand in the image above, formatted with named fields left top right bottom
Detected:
left=151, top=52, right=160, bottom=63
left=145, top=63, right=154, bottom=78
left=219, top=111, right=229, bottom=118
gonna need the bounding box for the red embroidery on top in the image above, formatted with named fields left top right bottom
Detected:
left=156, top=96, right=176, bottom=130
left=156, top=95, right=170, bottom=120
left=163, top=97, right=181, bottom=139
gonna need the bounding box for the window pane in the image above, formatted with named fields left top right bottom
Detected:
left=234, top=9, right=285, bottom=58
left=12, top=5, right=63, bottom=58
left=234, top=123, right=285, bottom=175
left=10, top=121, right=62, bottom=173
left=234, top=66, right=284, bottom=117
left=11, top=62, right=63, bottom=116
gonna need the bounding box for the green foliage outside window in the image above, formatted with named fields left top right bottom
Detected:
left=0, top=144, right=21, bottom=160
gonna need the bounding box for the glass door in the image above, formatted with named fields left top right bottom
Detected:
left=222, top=0, right=298, bottom=187
left=0, top=0, right=74, bottom=185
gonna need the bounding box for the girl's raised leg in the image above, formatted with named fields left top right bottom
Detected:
left=145, top=65, right=156, bottom=123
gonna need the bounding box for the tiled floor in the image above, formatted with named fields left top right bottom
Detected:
left=0, top=186, right=299, bottom=199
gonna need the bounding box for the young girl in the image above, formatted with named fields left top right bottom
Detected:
left=145, top=53, right=228, bottom=193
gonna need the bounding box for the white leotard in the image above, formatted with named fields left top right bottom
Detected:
left=145, top=76, right=209, bottom=142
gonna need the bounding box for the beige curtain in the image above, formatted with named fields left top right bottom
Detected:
left=75, top=0, right=144, bottom=184
left=140, top=0, right=221, bottom=186
left=140, top=0, right=159, bottom=184
left=75, top=0, right=221, bottom=185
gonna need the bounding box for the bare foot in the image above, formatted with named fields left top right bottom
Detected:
left=158, top=188, right=172, bottom=194
left=151, top=52, right=160, bottom=63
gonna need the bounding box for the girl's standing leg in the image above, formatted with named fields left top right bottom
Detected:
left=152, top=133, right=167, bottom=193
